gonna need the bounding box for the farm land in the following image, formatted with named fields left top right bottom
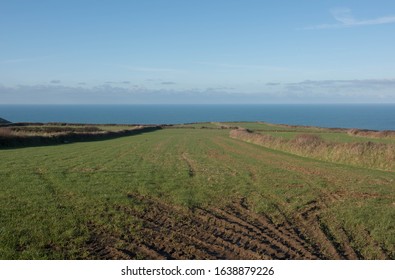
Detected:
left=0, top=121, right=394, bottom=259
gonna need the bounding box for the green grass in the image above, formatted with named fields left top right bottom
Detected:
left=95, top=125, right=139, bottom=132
left=220, top=121, right=339, bottom=132
left=259, top=131, right=395, bottom=144
left=173, top=122, right=226, bottom=129
left=1, top=125, right=394, bottom=259
left=221, top=121, right=395, bottom=144
left=220, top=121, right=290, bottom=131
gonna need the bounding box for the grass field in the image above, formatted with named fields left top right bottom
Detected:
left=0, top=123, right=394, bottom=259
left=221, top=121, right=395, bottom=143
left=228, top=121, right=395, bottom=172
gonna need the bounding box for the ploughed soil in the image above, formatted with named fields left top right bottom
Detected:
left=85, top=193, right=371, bottom=260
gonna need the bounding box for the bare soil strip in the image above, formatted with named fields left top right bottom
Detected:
left=84, top=194, right=369, bottom=260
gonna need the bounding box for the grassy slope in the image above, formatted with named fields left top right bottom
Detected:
left=222, top=121, right=395, bottom=144
left=0, top=127, right=394, bottom=259
left=259, top=131, right=395, bottom=144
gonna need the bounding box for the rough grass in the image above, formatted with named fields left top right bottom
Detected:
left=0, top=124, right=152, bottom=148
left=230, top=129, right=395, bottom=171
left=258, top=131, right=394, bottom=144
left=221, top=121, right=346, bottom=132
left=0, top=127, right=12, bottom=138
left=0, top=124, right=394, bottom=259
left=348, top=129, right=395, bottom=140
left=221, top=122, right=395, bottom=143
left=10, top=125, right=103, bottom=135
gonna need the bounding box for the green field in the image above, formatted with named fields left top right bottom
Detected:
left=0, top=123, right=394, bottom=259
left=221, top=121, right=395, bottom=144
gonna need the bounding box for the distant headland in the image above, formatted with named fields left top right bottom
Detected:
left=0, top=117, right=11, bottom=124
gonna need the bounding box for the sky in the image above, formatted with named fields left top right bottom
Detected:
left=1, top=0, right=395, bottom=104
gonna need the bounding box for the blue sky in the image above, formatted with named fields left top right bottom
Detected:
left=1, top=0, right=395, bottom=104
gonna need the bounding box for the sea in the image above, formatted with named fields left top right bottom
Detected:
left=1, top=104, right=395, bottom=131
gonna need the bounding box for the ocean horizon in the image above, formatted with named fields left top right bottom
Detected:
left=1, top=104, right=395, bottom=131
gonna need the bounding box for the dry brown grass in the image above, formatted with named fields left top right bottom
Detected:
left=230, top=129, right=395, bottom=171
left=348, top=129, right=395, bottom=140
left=0, top=127, right=13, bottom=138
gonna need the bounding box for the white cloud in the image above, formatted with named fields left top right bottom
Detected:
left=118, top=65, right=180, bottom=73
left=194, top=61, right=291, bottom=72
left=1, top=78, right=395, bottom=104
left=304, top=8, right=395, bottom=29
left=285, top=79, right=395, bottom=88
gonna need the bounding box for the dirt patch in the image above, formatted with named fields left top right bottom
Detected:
left=83, top=193, right=377, bottom=260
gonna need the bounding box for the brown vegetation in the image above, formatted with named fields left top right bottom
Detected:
left=348, top=129, right=395, bottom=139
left=10, top=125, right=102, bottom=134
left=0, top=127, right=12, bottom=138
left=230, top=129, right=395, bottom=171
left=0, top=125, right=161, bottom=148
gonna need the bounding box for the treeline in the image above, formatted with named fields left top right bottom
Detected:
left=230, top=129, right=395, bottom=171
